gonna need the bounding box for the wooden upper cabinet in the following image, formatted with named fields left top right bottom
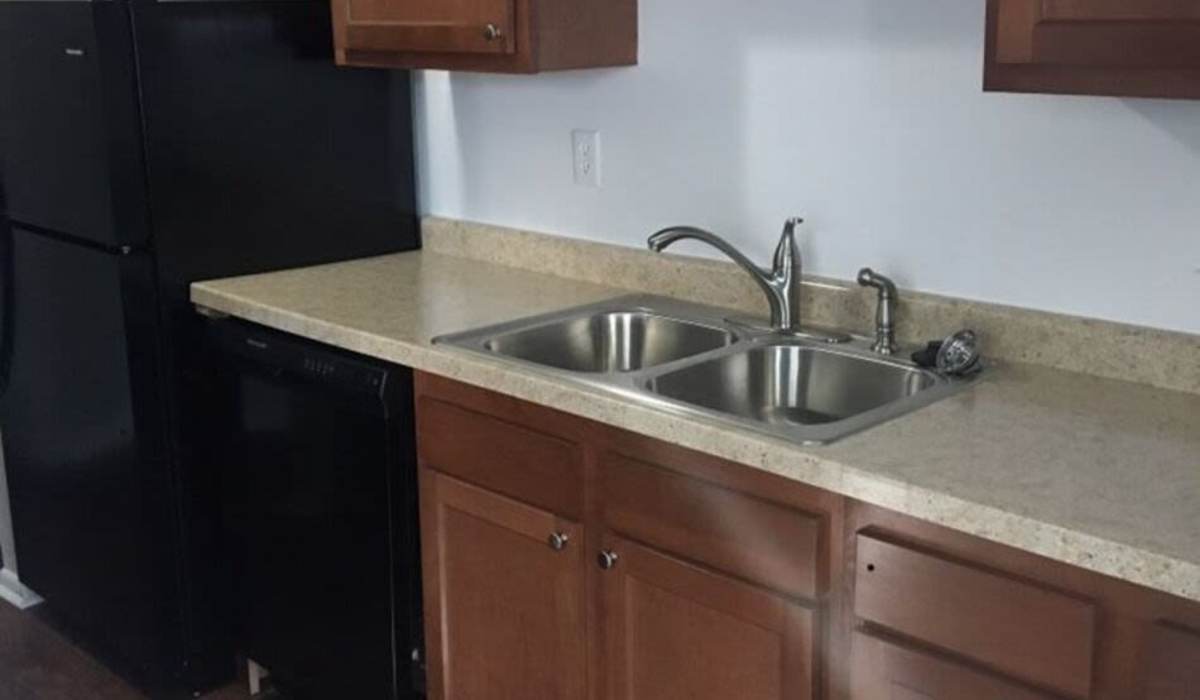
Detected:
left=986, top=0, right=1200, bottom=99
left=338, top=0, right=518, bottom=57
left=331, top=0, right=637, bottom=72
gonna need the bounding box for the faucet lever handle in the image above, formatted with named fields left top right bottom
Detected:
left=773, top=217, right=804, bottom=274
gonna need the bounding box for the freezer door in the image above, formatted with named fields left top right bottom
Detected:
left=0, top=2, right=147, bottom=247
left=132, top=0, right=417, bottom=307
left=0, top=226, right=176, bottom=681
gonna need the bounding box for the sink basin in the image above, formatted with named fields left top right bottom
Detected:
left=645, top=343, right=940, bottom=428
left=481, top=311, right=736, bottom=373
left=435, top=295, right=972, bottom=445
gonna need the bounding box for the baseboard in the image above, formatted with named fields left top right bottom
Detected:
left=0, top=567, right=42, bottom=610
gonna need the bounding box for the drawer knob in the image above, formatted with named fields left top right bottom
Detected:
left=483, top=23, right=503, bottom=41
left=547, top=532, right=570, bottom=551
left=598, top=550, right=619, bottom=570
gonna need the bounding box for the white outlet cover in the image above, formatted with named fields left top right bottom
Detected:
left=572, top=129, right=601, bottom=188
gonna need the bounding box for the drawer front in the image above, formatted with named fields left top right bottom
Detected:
left=417, top=396, right=583, bottom=518
left=850, top=632, right=1058, bottom=700
left=1141, top=623, right=1200, bottom=700
left=601, top=452, right=823, bottom=600
left=854, top=533, right=1096, bottom=698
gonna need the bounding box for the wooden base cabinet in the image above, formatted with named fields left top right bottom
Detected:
left=415, top=374, right=833, bottom=700
left=849, top=632, right=1057, bottom=700
left=414, top=373, right=1200, bottom=700
left=843, top=502, right=1200, bottom=700
left=601, top=535, right=816, bottom=700
left=1140, top=623, right=1200, bottom=700
left=419, top=471, right=587, bottom=700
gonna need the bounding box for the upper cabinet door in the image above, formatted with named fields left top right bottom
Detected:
left=986, top=0, right=1200, bottom=99
left=334, top=0, right=516, bottom=57
left=330, top=0, right=637, bottom=73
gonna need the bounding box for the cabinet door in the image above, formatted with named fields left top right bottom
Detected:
left=1141, top=624, right=1200, bottom=700
left=600, top=535, right=816, bottom=700
left=334, top=0, right=516, bottom=56
left=850, top=632, right=1057, bottom=700
left=420, top=471, right=586, bottom=700
left=987, top=0, right=1200, bottom=98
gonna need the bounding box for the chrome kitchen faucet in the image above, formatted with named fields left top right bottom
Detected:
left=648, top=218, right=805, bottom=334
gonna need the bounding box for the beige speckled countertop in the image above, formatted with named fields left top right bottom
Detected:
left=192, top=248, right=1200, bottom=603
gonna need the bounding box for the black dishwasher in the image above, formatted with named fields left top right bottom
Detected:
left=204, top=317, right=424, bottom=699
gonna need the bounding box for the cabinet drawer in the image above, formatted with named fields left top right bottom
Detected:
left=1141, top=623, right=1200, bottom=699
left=850, top=632, right=1057, bottom=700
left=417, top=396, right=583, bottom=518
left=601, top=453, right=822, bottom=600
left=854, top=533, right=1096, bottom=698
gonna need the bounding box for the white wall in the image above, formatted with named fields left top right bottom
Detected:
left=414, top=0, right=1200, bottom=334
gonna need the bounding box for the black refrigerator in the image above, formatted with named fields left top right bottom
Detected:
left=0, top=0, right=419, bottom=696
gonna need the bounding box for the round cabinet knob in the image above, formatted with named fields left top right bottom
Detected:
left=483, top=23, right=503, bottom=41
left=597, top=550, right=619, bottom=570
left=547, top=532, right=570, bottom=551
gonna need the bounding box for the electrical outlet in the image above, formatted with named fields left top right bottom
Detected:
left=572, top=129, right=601, bottom=188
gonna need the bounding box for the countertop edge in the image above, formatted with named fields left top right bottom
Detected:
left=191, top=282, right=1200, bottom=604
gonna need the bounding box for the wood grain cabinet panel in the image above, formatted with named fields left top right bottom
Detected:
left=417, top=395, right=583, bottom=518
left=1140, top=623, right=1200, bottom=700
left=600, top=451, right=823, bottom=601
left=338, top=0, right=516, bottom=55
left=600, top=535, right=816, bottom=700
left=419, top=471, right=586, bottom=700
left=413, top=374, right=1200, bottom=700
left=853, top=533, right=1096, bottom=698
left=850, top=632, right=1058, bottom=700
left=331, top=0, right=637, bottom=73
left=986, top=0, right=1200, bottom=99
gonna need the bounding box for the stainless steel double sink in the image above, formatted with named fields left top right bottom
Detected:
left=435, top=295, right=974, bottom=445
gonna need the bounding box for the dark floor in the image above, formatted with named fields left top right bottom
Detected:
left=0, top=601, right=255, bottom=700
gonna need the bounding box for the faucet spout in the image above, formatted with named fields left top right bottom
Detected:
left=647, top=218, right=805, bottom=333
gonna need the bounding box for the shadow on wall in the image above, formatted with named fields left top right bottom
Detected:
left=1124, top=99, right=1200, bottom=154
